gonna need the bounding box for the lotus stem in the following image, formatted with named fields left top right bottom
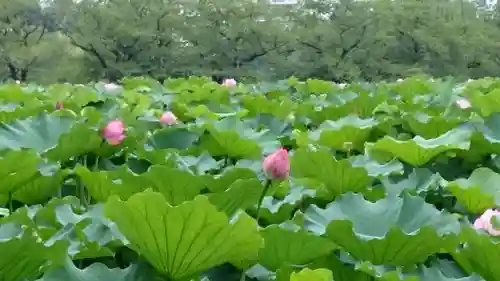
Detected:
left=8, top=192, right=12, bottom=215
left=255, top=180, right=272, bottom=224
left=77, top=176, right=87, bottom=209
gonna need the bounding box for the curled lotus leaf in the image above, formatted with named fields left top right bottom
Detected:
left=366, top=127, right=472, bottom=166
left=303, top=193, right=461, bottom=265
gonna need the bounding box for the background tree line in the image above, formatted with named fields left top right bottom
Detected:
left=1, top=0, right=500, bottom=84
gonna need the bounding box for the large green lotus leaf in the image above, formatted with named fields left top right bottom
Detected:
left=0, top=84, right=29, bottom=101
left=36, top=256, right=139, bottom=281
left=465, top=133, right=500, bottom=164
left=28, top=197, right=127, bottom=259
left=0, top=112, right=75, bottom=152
left=75, top=165, right=146, bottom=202
left=403, top=112, right=462, bottom=139
left=206, top=168, right=258, bottom=193
left=141, top=165, right=206, bottom=206
left=0, top=150, right=43, bottom=194
left=307, top=116, right=378, bottom=151
left=45, top=123, right=102, bottom=162
left=234, top=159, right=264, bottom=176
left=390, top=77, right=432, bottom=100
left=432, top=259, right=475, bottom=279
left=418, top=265, right=484, bottom=281
left=0, top=103, right=46, bottom=123
left=104, top=191, right=263, bottom=280
left=62, top=86, right=106, bottom=108
left=13, top=168, right=67, bottom=204
left=122, top=76, right=163, bottom=90
left=187, top=103, right=247, bottom=121
left=290, top=268, right=333, bottom=281
left=208, top=179, right=264, bottom=217
left=469, top=88, right=500, bottom=117
left=303, top=193, right=461, bottom=265
left=350, top=154, right=404, bottom=177
left=453, top=227, right=500, bottom=281
left=381, top=168, right=442, bottom=196
left=310, top=92, right=387, bottom=123
left=304, top=79, right=336, bottom=93
left=147, top=127, right=200, bottom=150
left=251, top=114, right=292, bottom=136
left=446, top=167, right=500, bottom=214
left=123, top=91, right=152, bottom=118
left=372, top=101, right=400, bottom=116
left=0, top=222, right=67, bottom=281
left=173, top=152, right=219, bottom=175
left=78, top=204, right=128, bottom=251
left=199, top=133, right=257, bottom=159
left=203, top=117, right=280, bottom=158
left=291, top=149, right=372, bottom=198
left=134, top=147, right=179, bottom=166
left=258, top=225, right=335, bottom=271
left=478, top=113, right=500, bottom=155
left=241, top=95, right=295, bottom=119
left=354, top=260, right=483, bottom=281
left=366, top=127, right=472, bottom=166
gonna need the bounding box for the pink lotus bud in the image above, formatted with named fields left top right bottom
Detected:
left=262, top=148, right=290, bottom=180
left=55, top=102, right=63, bottom=110
left=102, top=120, right=125, bottom=145
left=474, top=209, right=500, bottom=236
left=160, top=111, right=178, bottom=125
left=222, top=78, right=237, bottom=87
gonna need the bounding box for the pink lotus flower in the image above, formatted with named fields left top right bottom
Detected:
left=160, top=111, right=178, bottom=125
left=474, top=209, right=500, bottom=236
left=262, top=148, right=290, bottom=180
left=103, top=120, right=125, bottom=145
left=55, top=102, right=63, bottom=110
left=222, top=78, right=237, bottom=87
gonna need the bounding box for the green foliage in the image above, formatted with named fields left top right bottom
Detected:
left=2, top=0, right=500, bottom=83
left=0, top=76, right=499, bottom=281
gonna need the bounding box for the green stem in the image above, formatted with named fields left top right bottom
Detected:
left=238, top=180, right=270, bottom=281
left=77, top=176, right=87, bottom=209
left=8, top=192, right=13, bottom=215
left=93, top=156, right=100, bottom=171
left=239, top=181, right=272, bottom=281
left=255, top=180, right=272, bottom=224
left=77, top=155, right=93, bottom=208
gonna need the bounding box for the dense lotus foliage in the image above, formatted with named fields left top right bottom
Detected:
left=0, top=76, right=500, bottom=281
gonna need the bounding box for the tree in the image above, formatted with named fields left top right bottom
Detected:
left=0, top=0, right=53, bottom=81
left=10, top=0, right=500, bottom=83
left=177, top=0, right=294, bottom=80
left=59, top=0, right=189, bottom=81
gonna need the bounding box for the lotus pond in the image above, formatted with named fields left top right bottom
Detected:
left=0, top=76, right=498, bottom=281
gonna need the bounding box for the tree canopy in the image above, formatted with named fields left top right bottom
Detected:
left=1, top=0, right=500, bottom=83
